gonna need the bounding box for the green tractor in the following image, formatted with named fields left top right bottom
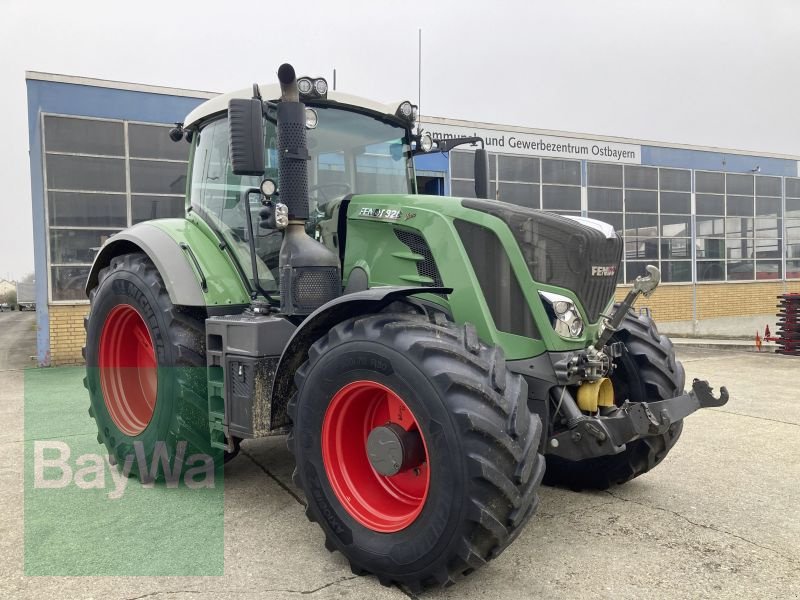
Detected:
left=83, top=63, right=728, bottom=591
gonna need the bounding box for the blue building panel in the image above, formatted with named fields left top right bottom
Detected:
left=26, top=80, right=206, bottom=127
left=26, top=84, right=49, bottom=365
left=641, top=145, right=797, bottom=177
left=413, top=152, right=449, bottom=174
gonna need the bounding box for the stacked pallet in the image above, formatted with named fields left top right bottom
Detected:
left=775, top=293, right=800, bottom=356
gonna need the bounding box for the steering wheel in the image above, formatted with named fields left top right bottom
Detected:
left=309, top=182, right=352, bottom=205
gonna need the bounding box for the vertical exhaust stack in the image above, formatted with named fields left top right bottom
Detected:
left=276, top=63, right=341, bottom=316
left=276, top=64, right=309, bottom=221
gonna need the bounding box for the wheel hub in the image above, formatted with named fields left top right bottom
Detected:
left=321, top=380, right=430, bottom=532
left=366, top=423, right=425, bottom=476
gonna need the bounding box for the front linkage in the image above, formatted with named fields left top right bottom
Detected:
left=548, top=379, right=729, bottom=461
left=544, top=265, right=730, bottom=462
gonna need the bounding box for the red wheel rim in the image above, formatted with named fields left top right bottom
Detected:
left=98, top=304, right=157, bottom=436
left=321, top=380, right=430, bottom=533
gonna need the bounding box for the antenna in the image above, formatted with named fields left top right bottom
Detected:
left=418, top=29, right=422, bottom=116
left=333, top=68, right=337, bottom=91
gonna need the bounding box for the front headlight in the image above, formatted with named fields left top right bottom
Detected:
left=396, top=101, right=418, bottom=124
left=313, top=78, right=328, bottom=96
left=297, top=78, right=314, bottom=95
left=419, top=131, right=433, bottom=152
left=569, top=316, right=584, bottom=337
left=539, top=291, right=585, bottom=338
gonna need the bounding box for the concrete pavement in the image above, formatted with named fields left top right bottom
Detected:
left=2, top=310, right=799, bottom=599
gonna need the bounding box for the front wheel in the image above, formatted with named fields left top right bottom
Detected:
left=288, top=313, right=545, bottom=591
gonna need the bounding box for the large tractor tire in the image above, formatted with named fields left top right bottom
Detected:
left=288, top=313, right=545, bottom=592
left=544, top=308, right=685, bottom=491
left=83, top=253, right=219, bottom=480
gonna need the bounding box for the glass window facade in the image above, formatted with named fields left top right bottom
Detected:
left=696, top=171, right=784, bottom=281
left=450, top=151, right=580, bottom=216
left=41, top=110, right=800, bottom=304
left=787, top=178, right=800, bottom=279
left=450, top=148, right=799, bottom=284
left=43, top=115, right=189, bottom=301
left=587, top=163, right=692, bottom=283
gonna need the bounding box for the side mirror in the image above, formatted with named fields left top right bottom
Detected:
left=228, top=98, right=265, bottom=176
left=474, top=148, right=490, bottom=200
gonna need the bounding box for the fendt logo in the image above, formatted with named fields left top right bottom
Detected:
left=591, top=266, right=617, bottom=277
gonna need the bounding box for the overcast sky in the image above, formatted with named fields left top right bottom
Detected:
left=1, top=0, right=798, bottom=282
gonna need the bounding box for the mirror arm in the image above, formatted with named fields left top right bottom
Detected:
left=429, top=136, right=491, bottom=199
left=433, top=136, right=485, bottom=153
left=241, top=187, right=278, bottom=302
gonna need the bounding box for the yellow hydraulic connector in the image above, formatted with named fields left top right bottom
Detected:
left=576, top=378, right=615, bottom=412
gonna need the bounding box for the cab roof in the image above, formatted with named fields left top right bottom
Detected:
left=184, top=83, right=407, bottom=129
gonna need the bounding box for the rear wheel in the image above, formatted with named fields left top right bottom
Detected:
left=288, top=313, right=545, bottom=591
left=544, top=308, right=685, bottom=490
left=84, top=253, right=219, bottom=479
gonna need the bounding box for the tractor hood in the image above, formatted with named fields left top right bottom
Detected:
left=461, top=198, right=623, bottom=323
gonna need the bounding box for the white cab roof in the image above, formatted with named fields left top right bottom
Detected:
left=184, top=83, right=405, bottom=129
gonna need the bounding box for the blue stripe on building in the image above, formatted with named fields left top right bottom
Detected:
left=640, top=145, right=796, bottom=177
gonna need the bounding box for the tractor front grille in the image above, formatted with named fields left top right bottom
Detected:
left=461, top=199, right=622, bottom=322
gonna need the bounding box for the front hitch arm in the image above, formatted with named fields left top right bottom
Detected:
left=594, top=265, right=661, bottom=350
left=547, top=379, right=730, bottom=461
left=616, top=379, right=729, bottom=438
left=692, top=378, right=729, bottom=408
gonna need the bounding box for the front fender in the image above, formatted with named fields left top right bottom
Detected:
left=85, top=219, right=250, bottom=308
left=270, top=286, right=452, bottom=429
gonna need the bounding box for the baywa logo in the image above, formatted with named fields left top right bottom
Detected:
left=33, top=440, right=216, bottom=499
left=591, top=265, right=617, bottom=277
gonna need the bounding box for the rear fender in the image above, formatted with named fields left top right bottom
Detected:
left=270, top=286, right=452, bottom=429
left=85, top=220, right=250, bottom=308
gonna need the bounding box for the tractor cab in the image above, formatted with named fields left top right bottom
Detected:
left=181, top=80, right=418, bottom=293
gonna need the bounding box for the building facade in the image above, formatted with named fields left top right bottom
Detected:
left=26, top=73, right=213, bottom=364
left=414, top=117, right=800, bottom=336
left=27, top=74, right=800, bottom=364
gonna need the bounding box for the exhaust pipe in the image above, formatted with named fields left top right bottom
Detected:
left=275, top=63, right=340, bottom=316
left=278, top=63, right=300, bottom=102
left=276, top=63, right=309, bottom=221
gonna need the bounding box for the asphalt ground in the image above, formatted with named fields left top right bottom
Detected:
left=1, top=309, right=799, bottom=599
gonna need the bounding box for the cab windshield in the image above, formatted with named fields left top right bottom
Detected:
left=189, top=106, right=414, bottom=293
